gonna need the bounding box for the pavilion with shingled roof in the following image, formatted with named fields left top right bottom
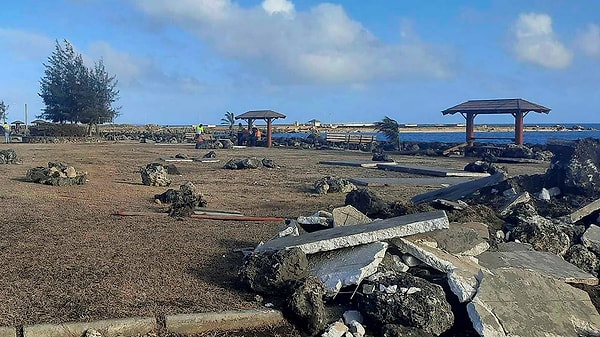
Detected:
left=235, top=110, right=286, bottom=147
left=442, top=98, right=551, bottom=145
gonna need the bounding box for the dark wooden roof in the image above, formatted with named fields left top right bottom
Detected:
left=235, top=110, right=286, bottom=120
left=442, top=99, right=550, bottom=115
left=11, top=120, right=25, bottom=124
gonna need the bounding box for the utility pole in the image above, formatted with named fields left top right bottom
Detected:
left=25, top=103, right=28, bottom=130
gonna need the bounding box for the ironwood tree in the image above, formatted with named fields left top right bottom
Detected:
left=0, top=100, right=8, bottom=122
left=374, top=116, right=400, bottom=150
left=39, top=39, right=120, bottom=133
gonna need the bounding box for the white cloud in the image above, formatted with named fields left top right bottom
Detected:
left=0, top=28, right=55, bottom=60
left=510, top=13, right=572, bottom=69
left=576, top=23, right=600, bottom=57
left=86, top=41, right=149, bottom=86
left=262, top=0, right=294, bottom=16
left=132, top=0, right=453, bottom=85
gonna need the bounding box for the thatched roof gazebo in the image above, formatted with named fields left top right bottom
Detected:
left=442, top=98, right=550, bottom=145
left=235, top=110, right=286, bottom=147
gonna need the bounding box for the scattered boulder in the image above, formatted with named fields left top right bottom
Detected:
left=511, top=214, right=571, bottom=256
left=262, top=158, right=277, bottom=168
left=564, top=244, right=600, bottom=275
left=223, top=157, right=263, bottom=169
left=0, top=149, right=18, bottom=164
left=501, top=144, right=534, bottom=158
left=140, top=163, right=171, bottom=186
left=357, top=272, right=454, bottom=335
left=25, top=162, right=87, bottom=186
left=546, top=138, right=600, bottom=196
left=239, top=247, right=308, bottom=295
left=154, top=182, right=207, bottom=217
left=314, top=176, right=356, bottom=195
left=372, top=153, right=394, bottom=162
left=203, top=151, right=217, bottom=158
left=344, top=188, right=391, bottom=218
left=219, top=138, right=234, bottom=149
left=175, top=153, right=189, bottom=159
left=582, top=225, right=600, bottom=255
left=463, top=160, right=502, bottom=175
left=286, top=276, right=327, bottom=335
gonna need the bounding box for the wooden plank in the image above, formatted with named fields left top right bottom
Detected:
left=411, top=172, right=507, bottom=204
left=347, top=177, right=474, bottom=187
left=378, top=164, right=490, bottom=177
left=569, top=198, right=600, bottom=223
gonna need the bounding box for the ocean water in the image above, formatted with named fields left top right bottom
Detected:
left=272, top=123, right=600, bottom=145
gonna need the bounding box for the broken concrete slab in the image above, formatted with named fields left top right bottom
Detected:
left=467, top=268, right=600, bottom=337
left=402, top=222, right=490, bottom=256
left=582, top=224, right=600, bottom=255
left=332, top=205, right=371, bottom=227
left=390, top=237, right=484, bottom=303
left=570, top=198, right=600, bottom=223
left=254, top=211, right=449, bottom=254
left=477, top=250, right=598, bottom=285
left=319, top=160, right=394, bottom=168
left=377, top=163, right=490, bottom=177
left=347, top=177, right=474, bottom=187
left=498, top=191, right=531, bottom=216
left=308, top=242, right=388, bottom=297
left=411, top=172, right=507, bottom=205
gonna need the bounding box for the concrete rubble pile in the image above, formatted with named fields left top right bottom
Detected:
left=238, top=137, right=600, bottom=337
left=25, top=162, right=87, bottom=186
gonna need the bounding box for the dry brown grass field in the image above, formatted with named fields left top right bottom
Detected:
left=0, top=141, right=548, bottom=328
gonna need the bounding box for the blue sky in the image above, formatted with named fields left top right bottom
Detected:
left=1, top=0, right=599, bottom=126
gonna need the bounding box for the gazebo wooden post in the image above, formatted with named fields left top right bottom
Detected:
left=514, top=111, right=524, bottom=145
left=247, top=119, right=254, bottom=131
left=465, top=112, right=475, bottom=145
left=266, top=118, right=273, bottom=148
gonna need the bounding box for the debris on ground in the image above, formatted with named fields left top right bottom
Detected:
left=140, top=163, right=171, bottom=186
left=314, top=176, right=356, bottom=195
left=0, top=149, right=19, bottom=164
left=223, top=157, right=278, bottom=169
left=154, top=181, right=207, bottom=217
left=238, top=138, right=600, bottom=336
left=25, top=162, right=87, bottom=185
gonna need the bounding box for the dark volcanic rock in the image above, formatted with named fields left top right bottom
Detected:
left=463, top=160, right=502, bottom=175
left=345, top=188, right=392, bottom=218
left=154, top=181, right=207, bottom=217
left=546, top=138, right=600, bottom=196
left=286, top=276, right=327, bottom=335
left=357, top=272, right=454, bottom=335
left=314, top=176, right=356, bottom=195
left=563, top=244, right=600, bottom=275
left=223, top=157, right=262, bottom=169
left=165, top=164, right=180, bottom=175
left=373, top=153, right=394, bottom=162
left=25, top=162, right=87, bottom=186
left=501, top=144, right=534, bottom=158
left=141, top=163, right=171, bottom=186
left=511, top=214, right=571, bottom=255
left=0, top=149, right=18, bottom=164
left=262, top=158, right=277, bottom=168
left=239, top=247, right=308, bottom=295
left=203, top=151, right=217, bottom=158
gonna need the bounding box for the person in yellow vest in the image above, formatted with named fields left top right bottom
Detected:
left=2, top=122, right=9, bottom=143
left=194, top=124, right=204, bottom=142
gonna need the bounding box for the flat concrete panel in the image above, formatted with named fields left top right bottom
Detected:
left=468, top=268, right=600, bottom=337
left=570, top=198, right=600, bottom=223
left=255, top=211, right=449, bottom=254
left=377, top=164, right=489, bottom=177
left=166, top=310, right=284, bottom=335
left=411, top=172, right=507, bottom=204
left=319, top=160, right=382, bottom=168
left=309, top=242, right=388, bottom=297
left=23, top=317, right=156, bottom=337
left=477, top=250, right=598, bottom=285
left=347, top=177, right=474, bottom=187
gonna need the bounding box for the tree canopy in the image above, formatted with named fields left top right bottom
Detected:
left=39, top=40, right=120, bottom=127
left=374, top=116, right=400, bottom=150
left=0, top=100, right=8, bottom=123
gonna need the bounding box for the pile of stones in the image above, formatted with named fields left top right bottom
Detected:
left=25, top=162, right=87, bottom=186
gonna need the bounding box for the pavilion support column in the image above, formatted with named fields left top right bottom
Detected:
left=247, top=119, right=254, bottom=131
left=514, top=111, right=524, bottom=145
left=466, top=112, right=475, bottom=146
left=266, top=118, right=273, bottom=148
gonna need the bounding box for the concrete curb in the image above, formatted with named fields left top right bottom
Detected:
left=4, top=309, right=286, bottom=337
left=23, top=316, right=156, bottom=337
left=166, top=309, right=285, bottom=335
